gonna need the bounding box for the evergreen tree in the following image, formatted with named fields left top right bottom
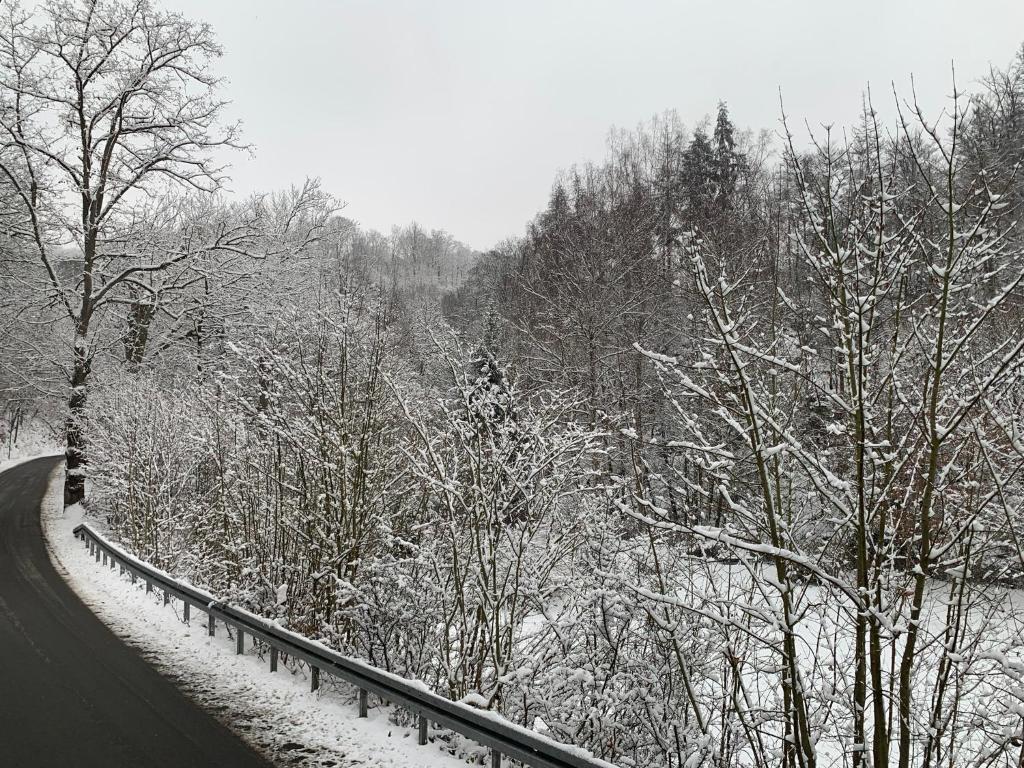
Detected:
left=713, top=102, right=743, bottom=210
left=469, top=308, right=514, bottom=429
left=682, top=127, right=717, bottom=222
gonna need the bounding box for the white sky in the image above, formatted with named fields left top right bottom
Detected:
left=171, top=0, right=1024, bottom=250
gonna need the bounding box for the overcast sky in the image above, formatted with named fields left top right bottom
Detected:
left=171, top=1, right=1024, bottom=251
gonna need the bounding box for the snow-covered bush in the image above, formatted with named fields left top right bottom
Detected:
left=88, top=370, right=213, bottom=568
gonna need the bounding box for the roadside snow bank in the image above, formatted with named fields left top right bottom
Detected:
left=0, top=449, right=63, bottom=474
left=40, top=466, right=468, bottom=768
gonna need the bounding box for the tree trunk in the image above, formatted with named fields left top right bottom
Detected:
left=64, top=332, right=91, bottom=506
left=123, top=300, right=155, bottom=369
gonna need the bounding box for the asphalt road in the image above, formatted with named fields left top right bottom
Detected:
left=0, top=456, right=274, bottom=767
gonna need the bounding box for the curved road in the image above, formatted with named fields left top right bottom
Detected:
left=0, top=456, right=273, bottom=767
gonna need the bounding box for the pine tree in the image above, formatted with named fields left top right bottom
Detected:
left=682, top=128, right=717, bottom=223
left=469, top=308, right=514, bottom=429
left=713, top=102, right=742, bottom=210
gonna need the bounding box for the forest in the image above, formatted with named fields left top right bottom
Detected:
left=2, top=1, right=1024, bottom=767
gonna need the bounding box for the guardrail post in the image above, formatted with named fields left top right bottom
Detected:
left=183, top=602, right=190, bottom=623
left=418, top=715, right=428, bottom=745
left=492, top=750, right=502, bottom=768
left=146, top=579, right=152, bottom=594
left=358, top=689, right=367, bottom=717
left=130, top=571, right=136, bottom=585
left=208, top=614, right=215, bottom=637
left=95, top=546, right=100, bottom=562
left=236, top=630, right=244, bottom=655
left=310, top=666, right=320, bottom=692
left=163, top=589, right=170, bottom=606
left=270, top=646, right=278, bottom=672
left=119, top=564, right=124, bottom=576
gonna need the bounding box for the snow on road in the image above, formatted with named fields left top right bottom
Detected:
left=40, top=465, right=472, bottom=768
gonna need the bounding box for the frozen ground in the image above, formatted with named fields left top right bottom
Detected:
left=0, top=435, right=61, bottom=472
left=39, top=464, right=474, bottom=768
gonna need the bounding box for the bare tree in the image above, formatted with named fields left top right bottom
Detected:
left=0, top=0, right=241, bottom=504
left=630, top=83, right=1024, bottom=768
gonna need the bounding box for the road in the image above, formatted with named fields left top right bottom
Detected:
left=0, top=456, right=274, bottom=767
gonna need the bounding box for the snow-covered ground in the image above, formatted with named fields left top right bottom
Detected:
left=40, top=463, right=473, bottom=768
left=1, top=435, right=61, bottom=472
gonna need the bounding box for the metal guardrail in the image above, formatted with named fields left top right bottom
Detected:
left=72, top=523, right=618, bottom=768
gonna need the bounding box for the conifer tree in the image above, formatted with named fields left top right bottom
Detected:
left=713, top=102, right=743, bottom=210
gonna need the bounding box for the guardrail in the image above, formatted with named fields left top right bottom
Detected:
left=73, top=523, right=618, bottom=768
